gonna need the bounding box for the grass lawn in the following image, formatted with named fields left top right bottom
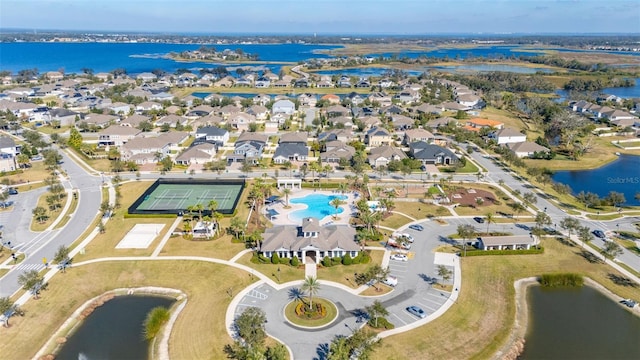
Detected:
left=391, top=202, right=444, bottom=221
left=442, top=159, right=479, bottom=174
left=65, top=147, right=112, bottom=173
left=53, top=193, right=79, bottom=230
left=479, top=107, right=537, bottom=134
left=360, top=283, right=393, bottom=296
left=15, top=181, right=48, bottom=192
left=1, top=162, right=52, bottom=185
left=36, top=125, right=71, bottom=135
left=0, top=260, right=255, bottom=360
left=374, top=237, right=640, bottom=360
left=159, top=232, right=245, bottom=260
left=30, top=193, right=65, bottom=232
left=380, top=213, right=412, bottom=229
left=284, top=297, right=338, bottom=327
left=317, top=251, right=385, bottom=288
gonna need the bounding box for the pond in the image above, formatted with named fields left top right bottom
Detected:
left=555, top=77, right=640, bottom=100
left=520, top=285, right=640, bottom=359
left=56, top=295, right=175, bottom=360
left=551, top=154, right=640, bottom=205
left=427, top=64, right=553, bottom=74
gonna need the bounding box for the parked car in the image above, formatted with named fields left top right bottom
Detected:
left=396, top=233, right=414, bottom=243
left=7, top=188, right=17, bottom=195
left=31, top=155, right=43, bottom=161
left=515, top=224, right=530, bottom=231
left=406, top=305, right=426, bottom=319
left=383, top=276, right=398, bottom=287
left=390, top=254, right=408, bottom=262
left=620, top=299, right=637, bottom=308
left=473, top=217, right=485, bottom=224
left=408, top=224, right=424, bottom=231
left=592, top=230, right=606, bottom=239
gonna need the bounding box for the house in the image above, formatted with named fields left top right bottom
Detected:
left=273, top=132, right=309, bottom=164
left=489, top=128, right=526, bottom=144
left=194, top=126, right=229, bottom=146
left=320, top=141, right=355, bottom=163
left=252, top=94, right=271, bottom=106
left=254, top=76, right=271, bottom=88
left=320, top=94, right=341, bottom=104
left=279, top=132, right=308, bottom=144
left=367, top=145, right=407, bottom=168
left=108, top=102, right=132, bottom=115
left=338, top=76, right=352, bottom=88
left=442, top=101, right=469, bottom=111
left=297, top=93, right=317, bottom=107
left=121, top=114, right=151, bottom=128
left=477, top=235, right=535, bottom=251
left=0, top=136, right=21, bottom=157
left=368, top=92, right=392, bottom=107
left=214, top=76, right=235, bottom=87
left=136, top=72, right=158, bottom=82
left=155, top=114, right=187, bottom=128
left=403, top=128, right=435, bottom=145
left=395, top=89, right=420, bottom=104
left=0, top=100, right=37, bottom=119
left=464, top=118, right=504, bottom=132
left=149, top=92, right=174, bottom=102
left=413, top=103, right=444, bottom=115
left=506, top=142, right=550, bottom=158
left=294, top=78, right=310, bottom=88
left=457, top=93, right=481, bottom=107
left=329, top=116, right=354, bottom=129
left=318, top=129, right=352, bottom=143
left=45, top=71, right=64, bottom=81
left=409, top=142, right=458, bottom=165
left=426, top=117, right=457, bottom=130
left=316, top=80, right=334, bottom=88
left=219, top=104, right=241, bottom=119
left=136, top=101, right=163, bottom=113
left=98, top=126, right=142, bottom=147
left=246, top=105, right=269, bottom=121
left=260, top=217, right=359, bottom=264
left=272, top=99, right=296, bottom=115
left=121, top=131, right=189, bottom=164
left=228, top=113, right=256, bottom=132
left=325, top=105, right=350, bottom=118
left=365, top=127, right=392, bottom=146
left=186, top=105, right=215, bottom=118
left=80, top=113, right=119, bottom=129
left=175, top=143, right=217, bottom=165
left=390, top=114, right=414, bottom=130
left=227, top=132, right=268, bottom=163
left=48, top=108, right=79, bottom=127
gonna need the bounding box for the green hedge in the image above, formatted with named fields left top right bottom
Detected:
left=123, top=213, right=177, bottom=219
left=539, top=273, right=584, bottom=287
left=368, top=317, right=395, bottom=329
left=301, top=182, right=343, bottom=189
left=461, top=247, right=544, bottom=257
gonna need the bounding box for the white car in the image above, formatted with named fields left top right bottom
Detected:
left=395, top=233, right=414, bottom=243
left=390, top=254, right=408, bottom=262
left=383, top=276, right=398, bottom=287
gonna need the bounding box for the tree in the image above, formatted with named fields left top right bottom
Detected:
left=207, top=200, right=220, bottom=235
left=330, top=197, right=345, bottom=219
left=534, top=211, right=552, bottom=231
left=233, top=307, right=267, bottom=348
left=241, top=161, right=253, bottom=177
left=282, top=188, right=291, bottom=207
left=484, top=212, right=494, bottom=235
left=560, top=217, right=580, bottom=239
left=18, top=270, right=45, bottom=299
left=437, top=265, right=452, bottom=283
left=301, top=276, right=320, bottom=310
left=53, top=245, right=72, bottom=272
left=577, top=226, right=593, bottom=249
left=42, top=149, right=62, bottom=170
left=365, top=300, right=389, bottom=328
left=32, top=206, right=48, bottom=223
left=0, top=296, right=19, bottom=327
left=16, top=153, right=30, bottom=168
left=576, top=191, right=600, bottom=209
left=606, top=191, right=626, bottom=208
left=160, top=156, right=173, bottom=172
left=228, top=217, right=247, bottom=240
left=456, top=224, right=476, bottom=256
left=601, top=241, right=623, bottom=260
left=68, top=127, right=83, bottom=149
left=522, top=192, right=537, bottom=209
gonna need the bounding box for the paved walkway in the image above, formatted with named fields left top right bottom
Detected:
left=304, top=261, right=317, bottom=278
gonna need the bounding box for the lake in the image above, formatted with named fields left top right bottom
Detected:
left=520, top=285, right=640, bottom=359
left=427, top=64, right=552, bottom=74
left=556, top=77, right=640, bottom=100
left=55, top=295, right=175, bottom=360
left=552, top=154, right=640, bottom=205
left=367, top=45, right=546, bottom=59
left=313, top=67, right=423, bottom=77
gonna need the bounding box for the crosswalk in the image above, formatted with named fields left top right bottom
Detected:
left=13, top=263, right=45, bottom=272
left=246, top=288, right=268, bottom=300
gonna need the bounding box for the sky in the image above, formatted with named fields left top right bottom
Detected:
left=1, top=0, right=639, bottom=35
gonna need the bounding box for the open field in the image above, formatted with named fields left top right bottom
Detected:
left=374, top=237, right=640, bottom=360
left=0, top=261, right=254, bottom=360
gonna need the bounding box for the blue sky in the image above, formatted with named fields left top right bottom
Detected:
left=1, top=0, right=638, bottom=34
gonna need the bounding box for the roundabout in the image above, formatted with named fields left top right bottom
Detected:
left=284, top=297, right=338, bottom=328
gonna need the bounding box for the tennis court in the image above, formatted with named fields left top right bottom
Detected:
left=129, top=179, right=245, bottom=215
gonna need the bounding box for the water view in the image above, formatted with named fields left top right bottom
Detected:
left=552, top=154, right=640, bottom=205
left=313, top=67, right=423, bottom=77
left=427, top=64, right=552, bottom=74
left=56, top=295, right=174, bottom=360
left=520, top=285, right=640, bottom=359
left=555, top=77, right=640, bottom=100
left=289, top=194, right=347, bottom=222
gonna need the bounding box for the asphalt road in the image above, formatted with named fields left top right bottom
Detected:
left=0, top=149, right=103, bottom=297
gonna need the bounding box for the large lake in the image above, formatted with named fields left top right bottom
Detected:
left=552, top=154, right=640, bottom=205
left=520, top=285, right=640, bottom=359
left=56, top=295, right=174, bottom=360
left=556, top=78, right=640, bottom=99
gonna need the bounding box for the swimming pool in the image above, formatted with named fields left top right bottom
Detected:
left=289, top=194, right=348, bottom=222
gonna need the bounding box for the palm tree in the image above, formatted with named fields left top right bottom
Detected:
left=337, top=182, right=348, bottom=196
left=365, top=300, right=389, bottom=328
left=18, top=270, right=45, bottom=299
left=330, top=197, right=344, bottom=219
left=456, top=224, right=476, bottom=256
left=484, top=212, right=494, bottom=235
left=208, top=200, right=219, bottom=234
left=282, top=188, right=292, bottom=207
left=301, top=276, right=321, bottom=310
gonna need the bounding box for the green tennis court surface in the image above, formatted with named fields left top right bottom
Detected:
left=129, top=179, right=245, bottom=215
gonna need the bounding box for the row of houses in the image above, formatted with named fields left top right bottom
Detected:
left=569, top=100, right=639, bottom=128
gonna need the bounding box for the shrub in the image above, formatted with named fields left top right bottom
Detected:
left=331, top=257, right=342, bottom=266
left=368, top=317, right=395, bottom=329
left=322, top=256, right=332, bottom=267
left=280, top=257, right=290, bottom=265
left=342, top=253, right=352, bottom=265
left=539, top=273, right=584, bottom=287
left=290, top=256, right=299, bottom=267
left=461, top=247, right=544, bottom=257
left=351, top=253, right=362, bottom=264
left=143, top=306, right=170, bottom=340
left=271, top=252, right=280, bottom=265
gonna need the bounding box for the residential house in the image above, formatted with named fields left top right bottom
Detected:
left=409, top=142, right=458, bottom=165
left=464, top=118, right=504, bottom=132
left=320, top=94, right=341, bottom=105
left=121, top=114, right=150, bottom=128
left=218, top=104, right=241, bottom=119
left=390, top=114, right=414, bottom=130
left=108, top=102, right=132, bottom=115
left=214, top=76, right=235, bottom=87
left=190, top=114, right=223, bottom=129
left=227, top=132, right=268, bottom=163
left=378, top=78, right=394, bottom=88
left=80, top=113, right=118, bottom=129
left=136, top=101, right=163, bottom=113
left=228, top=112, right=256, bottom=132
left=45, top=71, right=64, bottom=82
left=260, top=217, right=359, bottom=264
left=272, top=99, right=296, bottom=115
left=380, top=104, right=404, bottom=116
left=273, top=132, right=309, bottom=164
left=0, top=100, right=37, bottom=119
left=456, top=93, right=481, bottom=108
left=489, top=128, right=526, bottom=144
left=403, top=128, right=435, bottom=145
left=194, top=126, right=229, bottom=146
left=136, top=72, right=158, bottom=82
left=98, top=125, right=142, bottom=147
left=294, top=78, right=310, bottom=88
left=0, top=136, right=21, bottom=157
left=441, top=101, right=469, bottom=111
left=175, top=143, right=217, bottom=165
left=325, top=105, right=350, bottom=118
left=355, top=79, right=371, bottom=88
left=149, top=92, right=174, bottom=102
left=186, top=105, right=215, bottom=119
left=329, top=116, right=354, bottom=129
left=346, top=92, right=365, bottom=106
left=252, top=94, right=271, bottom=106
left=365, top=127, right=393, bottom=146
left=254, top=76, right=271, bottom=88
left=506, top=142, right=550, bottom=158
left=367, top=145, right=407, bottom=168
left=320, top=141, right=355, bottom=163
left=297, top=93, right=317, bottom=107
left=338, top=76, right=352, bottom=88
left=318, top=129, right=352, bottom=143
left=246, top=105, right=269, bottom=121
left=413, top=103, right=444, bottom=116
left=395, top=89, right=420, bottom=104
left=155, top=114, right=187, bottom=128
left=316, top=80, right=334, bottom=88
left=121, top=131, right=189, bottom=164
left=368, top=92, right=392, bottom=107
left=426, top=117, right=457, bottom=130
left=48, top=108, right=79, bottom=127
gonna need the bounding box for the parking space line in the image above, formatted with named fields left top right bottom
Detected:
left=391, top=312, right=408, bottom=326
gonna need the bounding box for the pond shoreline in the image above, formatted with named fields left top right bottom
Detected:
left=35, top=287, right=186, bottom=360
left=493, top=277, right=640, bottom=360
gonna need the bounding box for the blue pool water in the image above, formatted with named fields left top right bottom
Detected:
left=289, top=194, right=347, bottom=222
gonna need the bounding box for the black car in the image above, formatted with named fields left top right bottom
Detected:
left=473, top=217, right=485, bottom=224
left=7, top=188, right=17, bottom=195
left=592, top=230, right=606, bottom=239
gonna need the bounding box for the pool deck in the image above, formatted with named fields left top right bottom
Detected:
left=266, top=189, right=358, bottom=226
